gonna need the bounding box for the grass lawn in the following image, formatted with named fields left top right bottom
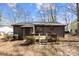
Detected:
left=0, top=34, right=79, bottom=56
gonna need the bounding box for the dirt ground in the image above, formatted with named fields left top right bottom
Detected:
left=0, top=34, right=79, bottom=56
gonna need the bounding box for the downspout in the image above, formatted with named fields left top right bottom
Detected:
left=33, top=25, right=35, bottom=34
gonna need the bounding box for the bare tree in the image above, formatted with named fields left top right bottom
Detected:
left=57, top=3, right=77, bottom=32
left=67, top=3, right=79, bottom=33
left=37, top=3, right=57, bottom=23
left=37, top=10, right=44, bottom=22
left=49, top=4, right=56, bottom=22
left=63, top=12, right=72, bottom=32
left=0, top=10, right=3, bottom=25
left=15, top=8, right=32, bottom=23
left=0, top=10, right=2, bottom=22
left=8, top=5, right=32, bottom=24
left=64, top=3, right=77, bottom=15
left=76, top=3, right=79, bottom=33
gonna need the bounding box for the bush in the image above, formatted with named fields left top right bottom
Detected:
left=24, top=36, right=35, bottom=43
left=4, top=34, right=13, bottom=41
left=25, top=36, right=35, bottom=41
left=19, top=36, right=35, bottom=46
left=13, top=34, right=18, bottom=40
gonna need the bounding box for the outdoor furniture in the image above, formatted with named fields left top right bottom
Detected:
left=30, top=32, right=58, bottom=44
left=34, top=35, right=47, bottom=43
left=51, top=33, right=58, bottom=41
left=47, top=33, right=58, bottom=42
left=31, top=33, right=47, bottom=44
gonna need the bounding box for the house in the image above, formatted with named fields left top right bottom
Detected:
left=12, top=22, right=65, bottom=39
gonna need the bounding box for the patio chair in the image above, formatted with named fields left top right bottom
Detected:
left=48, top=33, right=58, bottom=42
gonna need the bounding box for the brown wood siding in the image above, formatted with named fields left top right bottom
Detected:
left=13, top=26, right=23, bottom=39
left=35, top=25, right=64, bottom=37
left=51, top=26, right=64, bottom=37
left=13, top=25, right=65, bottom=39
left=23, top=27, right=33, bottom=36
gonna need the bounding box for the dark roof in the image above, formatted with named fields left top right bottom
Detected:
left=12, top=22, right=30, bottom=26
left=12, top=22, right=65, bottom=27
left=33, top=22, right=65, bottom=26
left=21, top=24, right=34, bottom=27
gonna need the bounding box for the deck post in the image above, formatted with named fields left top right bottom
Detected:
left=39, top=33, right=40, bottom=39
left=23, top=28, right=25, bottom=38
left=39, top=33, right=40, bottom=43
left=33, top=25, right=35, bottom=34
left=46, top=33, right=48, bottom=38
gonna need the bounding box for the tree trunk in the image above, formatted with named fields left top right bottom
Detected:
left=76, top=3, right=79, bottom=33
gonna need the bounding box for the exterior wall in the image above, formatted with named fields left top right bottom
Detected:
left=35, top=25, right=45, bottom=34
left=13, top=26, right=33, bottom=39
left=35, top=25, right=65, bottom=37
left=51, top=26, right=64, bottom=37
left=13, top=25, right=65, bottom=39
left=22, top=27, right=33, bottom=36
left=13, top=26, right=23, bottom=39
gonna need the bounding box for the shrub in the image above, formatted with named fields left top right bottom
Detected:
left=24, top=36, right=35, bottom=43
left=25, top=36, right=35, bottom=41
left=4, top=34, right=13, bottom=41
left=13, top=34, right=18, bottom=40
left=19, top=36, right=35, bottom=46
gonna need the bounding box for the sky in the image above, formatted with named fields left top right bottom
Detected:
left=0, top=3, right=77, bottom=25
